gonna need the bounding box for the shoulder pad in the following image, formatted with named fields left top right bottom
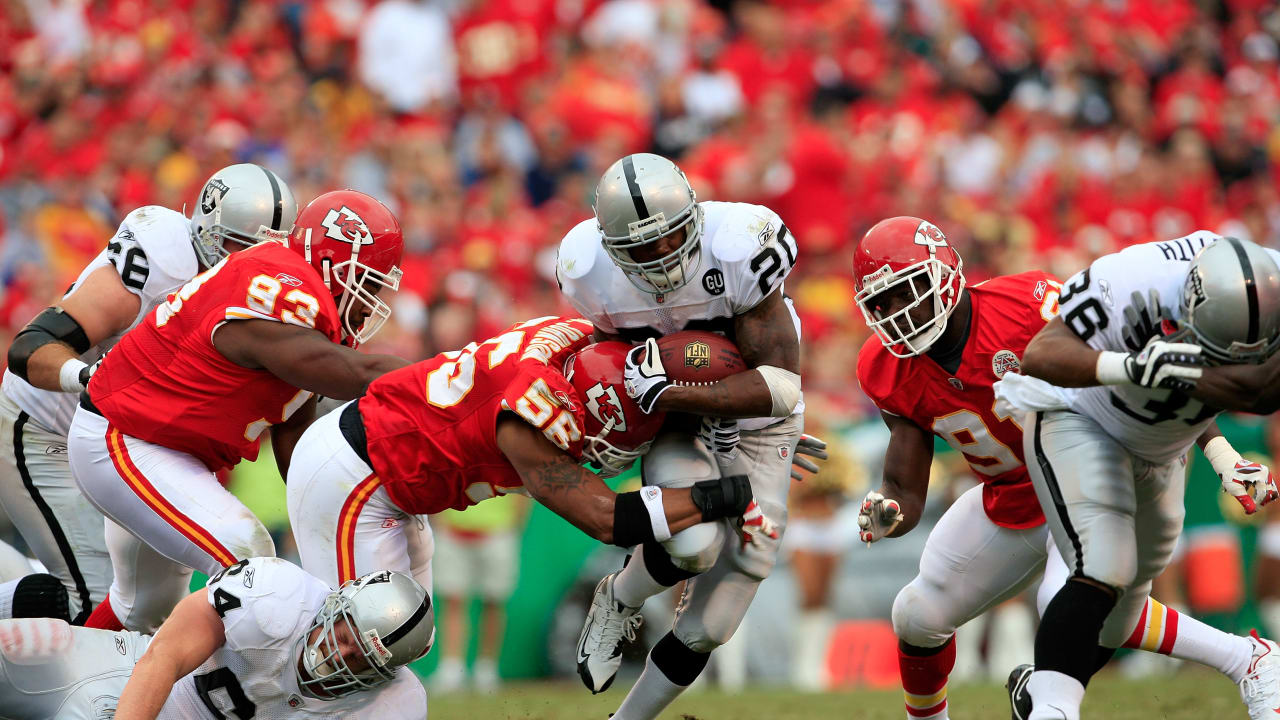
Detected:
left=557, top=218, right=604, bottom=281
left=208, top=557, right=324, bottom=644
left=706, top=202, right=784, bottom=264
left=120, top=206, right=199, bottom=282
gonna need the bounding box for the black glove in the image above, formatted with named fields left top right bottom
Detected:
left=1121, top=289, right=1172, bottom=353
left=690, top=474, right=753, bottom=522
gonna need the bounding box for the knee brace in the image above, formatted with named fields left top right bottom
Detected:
left=650, top=631, right=711, bottom=686
left=11, top=574, right=69, bottom=624
left=891, top=578, right=955, bottom=649
left=1035, top=577, right=1117, bottom=686
left=661, top=521, right=723, bottom=575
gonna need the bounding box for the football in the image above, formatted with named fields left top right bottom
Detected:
left=653, top=331, right=747, bottom=386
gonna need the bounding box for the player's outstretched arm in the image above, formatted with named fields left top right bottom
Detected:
left=1022, top=317, right=1202, bottom=390
left=1021, top=318, right=1109, bottom=387
left=7, top=266, right=142, bottom=393
left=116, top=590, right=226, bottom=720
left=213, top=319, right=408, bottom=400
left=496, top=416, right=756, bottom=546
left=650, top=289, right=801, bottom=418
left=861, top=411, right=933, bottom=541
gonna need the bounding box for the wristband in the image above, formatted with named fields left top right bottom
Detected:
left=59, top=358, right=90, bottom=393
left=1095, top=351, right=1130, bottom=386
left=612, top=491, right=658, bottom=548
left=1203, top=435, right=1243, bottom=476
left=690, top=475, right=753, bottom=522
left=638, top=486, right=671, bottom=542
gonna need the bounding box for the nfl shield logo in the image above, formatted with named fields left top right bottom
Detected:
left=778, top=445, right=790, bottom=460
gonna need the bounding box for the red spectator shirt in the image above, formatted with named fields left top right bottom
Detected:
left=89, top=242, right=342, bottom=471
left=856, top=271, right=1061, bottom=529
left=361, top=316, right=593, bottom=515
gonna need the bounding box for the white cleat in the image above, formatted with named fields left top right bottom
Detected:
left=1238, top=630, right=1280, bottom=720
left=576, top=572, right=643, bottom=694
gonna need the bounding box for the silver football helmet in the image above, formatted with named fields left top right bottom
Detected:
left=594, top=153, right=704, bottom=295
left=189, top=163, right=298, bottom=268
left=1180, top=236, right=1280, bottom=364
left=295, top=570, right=434, bottom=699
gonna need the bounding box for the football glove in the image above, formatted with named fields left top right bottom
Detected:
left=1121, top=288, right=1174, bottom=353
left=623, top=338, right=672, bottom=414
left=738, top=500, right=780, bottom=549
left=1124, top=338, right=1203, bottom=391
left=698, top=416, right=740, bottom=466
left=857, top=490, right=904, bottom=545
left=1220, top=460, right=1278, bottom=515
left=790, top=433, right=828, bottom=481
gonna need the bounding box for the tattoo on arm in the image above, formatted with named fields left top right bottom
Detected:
left=735, top=291, right=800, bottom=373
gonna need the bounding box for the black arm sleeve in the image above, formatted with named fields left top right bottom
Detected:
left=7, top=307, right=92, bottom=382
left=610, top=490, right=656, bottom=548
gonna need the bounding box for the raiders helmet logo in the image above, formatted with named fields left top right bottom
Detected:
left=684, top=341, right=711, bottom=369
left=1184, top=267, right=1207, bottom=313
left=992, top=349, right=1021, bottom=378
left=199, top=178, right=231, bottom=215
left=321, top=206, right=374, bottom=246
left=585, top=382, right=628, bottom=433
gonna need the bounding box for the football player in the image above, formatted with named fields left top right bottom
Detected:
left=558, top=153, right=813, bottom=718
left=287, top=316, right=775, bottom=596
left=855, top=218, right=1280, bottom=720
left=995, top=234, right=1280, bottom=719
left=66, top=190, right=408, bottom=634
left=0, top=163, right=297, bottom=625
left=0, top=556, right=433, bottom=719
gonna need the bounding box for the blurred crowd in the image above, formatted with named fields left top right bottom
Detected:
left=3, top=0, right=1280, bottom=430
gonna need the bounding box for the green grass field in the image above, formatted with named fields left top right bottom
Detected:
left=426, top=669, right=1243, bottom=719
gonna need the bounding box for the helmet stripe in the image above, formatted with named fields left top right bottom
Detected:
left=621, top=155, right=650, bottom=220
left=261, top=165, right=284, bottom=231
left=1225, top=236, right=1259, bottom=343
left=381, top=595, right=431, bottom=647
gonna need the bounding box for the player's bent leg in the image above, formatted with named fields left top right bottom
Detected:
left=69, top=409, right=272, bottom=577
left=645, top=431, right=727, bottom=575
left=0, top=617, right=147, bottom=719
left=102, top=520, right=192, bottom=633
left=893, top=485, right=1048, bottom=720
left=0, top=393, right=109, bottom=623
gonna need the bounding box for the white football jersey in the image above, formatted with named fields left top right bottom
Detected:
left=161, top=557, right=427, bottom=720
left=1, top=206, right=198, bottom=436
left=1055, top=231, right=1280, bottom=464
left=556, top=201, right=804, bottom=431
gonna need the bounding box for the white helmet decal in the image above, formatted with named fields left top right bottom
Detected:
left=585, top=382, right=627, bottom=433
left=912, top=220, right=948, bottom=254
left=199, top=178, right=231, bottom=214
left=322, top=206, right=375, bottom=246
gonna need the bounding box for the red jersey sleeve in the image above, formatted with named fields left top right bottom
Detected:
left=218, top=246, right=342, bottom=343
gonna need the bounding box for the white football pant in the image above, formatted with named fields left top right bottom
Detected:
left=286, top=402, right=434, bottom=591
left=67, top=407, right=273, bottom=632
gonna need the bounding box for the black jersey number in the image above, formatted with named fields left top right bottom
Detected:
left=194, top=667, right=257, bottom=719
left=749, top=225, right=797, bottom=297
left=1062, top=298, right=1108, bottom=342
left=106, top=235, right=150, bottom=292
left=1109, top=390, right=1216, bottom=426
left=1058, top=268, right=1091, bottom=304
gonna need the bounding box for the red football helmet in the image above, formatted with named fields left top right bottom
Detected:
left=285, top=190, right=404, bottom=345
left=562, top=342, right=666, bottom=477
left=853, top=216, right=965, bottom=357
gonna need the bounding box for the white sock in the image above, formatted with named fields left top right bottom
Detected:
left=0, top=578, right=18, bottom=619
left=1027, top=670, right=1084, bottom=720
left=613, top=652, right=688, bottom=720
left=614, top=550, right=671, bottom=609
left=1166, top=609, right=1253, bottom=682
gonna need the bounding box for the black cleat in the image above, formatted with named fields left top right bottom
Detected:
left=1006, top=663, right=1034, bottom=720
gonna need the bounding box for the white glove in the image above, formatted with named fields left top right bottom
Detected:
left=1206, top=436, right=1278, bottom=514
left=623, top=338, right=673, bottom=414
left=790, top=433, right=828, bottom=480
left=738, top=500, right=780, bottom=549
left=1108, top=338, right=1203, bottom=391
left=698, top=416, right=740, bottom=466
left=857, top=490, right=904, bottom=545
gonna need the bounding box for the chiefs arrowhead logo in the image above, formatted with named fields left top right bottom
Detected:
left=585, top=382, right=627, bottom=433
left=321, top=206, right=374, bottom=246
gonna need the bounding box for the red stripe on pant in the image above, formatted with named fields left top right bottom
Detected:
left=335, top=472, right=382, bottom=584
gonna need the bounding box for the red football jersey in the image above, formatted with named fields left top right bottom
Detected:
left=856, top=271, right=1062, bottom=529
left=89, top=242, right=342, bottom=471
left=361, top=316, right=594, bottom=515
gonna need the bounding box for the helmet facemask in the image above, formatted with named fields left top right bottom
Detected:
left=332, top=258, right=403, bottom=347
left=581, top=413, right=652, bottom=477
left=191, top=212, right=288, bottom=269
left=601, top=203, right=704, bottom=295
left=295, top=594, right=396, bottom=699
left=856, top=256, right=965, bottom=358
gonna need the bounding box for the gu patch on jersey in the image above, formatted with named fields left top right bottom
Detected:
left=992, top=349, right=1021, bottom=378
left=702, top=268, right=725, bottom=295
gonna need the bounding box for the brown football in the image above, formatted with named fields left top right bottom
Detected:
left=653, top=331, right=747, bottom=386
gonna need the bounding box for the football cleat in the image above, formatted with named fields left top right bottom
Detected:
left=1006, top=663, right=1033, bottom=720
left=577, top=572, right=643, bottom=694
left=1238, top=630, right=1280, bottom=720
